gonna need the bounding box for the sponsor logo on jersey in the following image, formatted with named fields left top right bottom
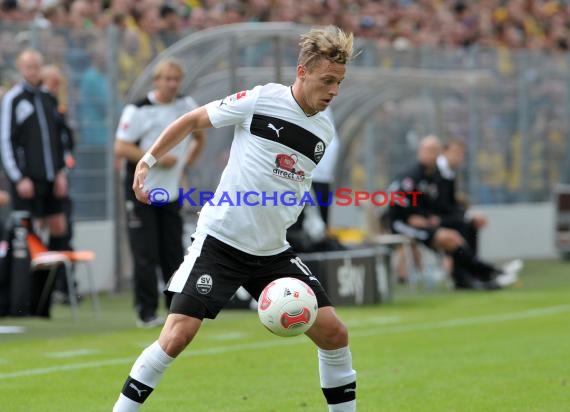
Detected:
left=273, top=153, right=305, bottom=182
left=219, top=90, right=247, bottom=106
left=267, top=123, right=284, bottom=137
left=314, top=141, right=325, bottom=162
left=196, top=274, right=213, bottom=294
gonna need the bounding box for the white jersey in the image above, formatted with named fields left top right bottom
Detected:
left=200, top=83, right=335, bottom=256
left=116, top=91, right=199, bottom=201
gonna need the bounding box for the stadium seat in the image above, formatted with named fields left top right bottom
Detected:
left=30, top=250, right=72, bottom=318
left=27, top=232, right=100, bottom=319
left=362, top=202, right=448, bottom=290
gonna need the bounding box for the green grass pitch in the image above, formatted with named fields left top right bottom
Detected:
left=0, top=259, right=569, bottom=411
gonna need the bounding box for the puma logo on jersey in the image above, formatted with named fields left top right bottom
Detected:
left=268, top=123, right=284, bottom=137
left=129, top=383, right=148, bottom=397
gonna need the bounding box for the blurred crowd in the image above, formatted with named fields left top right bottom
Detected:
left=1, top=0, right=569, bottom=215
left=1, top=0, right=569, bottom=53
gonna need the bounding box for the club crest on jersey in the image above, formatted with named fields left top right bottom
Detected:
left=219, top=90, right=247, bottom=107
left=314, top=141, right=325, bottom=162
left=196, top=274, right=213, bottom=294
left=273, top=153, right=305, bottom=182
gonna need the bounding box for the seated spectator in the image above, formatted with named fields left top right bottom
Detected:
left=387, top=135, right=521, bottom=290
left=436, top=138, right=487, bottom=254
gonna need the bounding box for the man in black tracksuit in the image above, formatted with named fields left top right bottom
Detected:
left=1, top=49, right=69, bottom=315
left=435, top=139, right=484, bottom=253
left=388, top=135, right=503, bottom=290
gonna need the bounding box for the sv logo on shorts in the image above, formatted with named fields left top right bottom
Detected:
left=196, top=274, right=213, bottom=295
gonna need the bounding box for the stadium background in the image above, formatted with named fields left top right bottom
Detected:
left=1, top=2, right=570, bottom=294
left=1, top=4, right=570, bottom=411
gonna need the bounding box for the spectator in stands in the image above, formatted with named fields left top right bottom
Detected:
left=388, top=135, right=521, bottom=290
left=78, top=43, right=111, bottom=146
left=114, top=58, right=206, bottom=328
left=0, top=0, right=26, bottom=23
left=159, top=4, right=183, bottom=47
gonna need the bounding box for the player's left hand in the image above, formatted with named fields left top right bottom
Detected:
left=133, top=161, right=150, bottom=204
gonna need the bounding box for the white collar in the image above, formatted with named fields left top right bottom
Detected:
left=437, top=155, right=456, bottom=179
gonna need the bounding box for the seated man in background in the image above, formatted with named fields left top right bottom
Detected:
left=436, top=138, right=485, bottom=254
left=387, top=135, right=520, bottom=290
left=436, top=138, right=522, bottom=283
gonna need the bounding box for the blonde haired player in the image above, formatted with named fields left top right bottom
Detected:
left=113, top=26, right=357, bottom=411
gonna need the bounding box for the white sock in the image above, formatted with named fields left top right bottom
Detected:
left=113, top=341, right=175, bottom=412
left=318, top=346, right=357, bottom=412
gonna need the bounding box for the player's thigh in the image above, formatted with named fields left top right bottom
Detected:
left=244, top=249, right=332, bottom=309
left=167, top=234, right=250, bottom=319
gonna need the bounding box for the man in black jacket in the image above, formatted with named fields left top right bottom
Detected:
left=435, top=138, right=522, bottom=285
left=388, top=135, right=517, bottom=290
left=0, top=49, right=69, bottom=257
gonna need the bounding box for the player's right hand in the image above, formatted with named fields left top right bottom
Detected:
left=133, top=161, right=150, bottom=204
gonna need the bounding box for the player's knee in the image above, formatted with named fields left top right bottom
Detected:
left=433, top=229, right=462, bottom=251
left=160, top=329, right=192, bottom=357
left=159, top=316, right=200, bottom=357
left=320, top=319, right=349, bottom=349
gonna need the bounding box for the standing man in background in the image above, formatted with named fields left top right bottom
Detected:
left=0, top=49, right=69, bottom=260
left=115, top=58, right=205, bottom=328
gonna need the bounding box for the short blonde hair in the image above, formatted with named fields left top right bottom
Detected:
left=152, top=58, right=185, bottom=80
left=298, top=26, right=355, bottom=70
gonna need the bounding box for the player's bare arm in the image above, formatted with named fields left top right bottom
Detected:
left=116, top=141, right=177, bottom=169
left=185, top=130, right=206, bottom=168
left=133, top=106, right=212, bottom=203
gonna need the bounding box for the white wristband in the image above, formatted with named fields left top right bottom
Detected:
left=141, top=152, right=157, bottom=168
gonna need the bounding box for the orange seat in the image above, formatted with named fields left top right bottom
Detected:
left=27, top=233, right=100, bottom=319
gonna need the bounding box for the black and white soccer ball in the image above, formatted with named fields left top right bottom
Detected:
left=258, top=277, right=318, bottom=337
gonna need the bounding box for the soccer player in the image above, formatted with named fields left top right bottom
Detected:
left=112, top=26, right=357, bottom=412
left=115, top=58, right=206, bottom=327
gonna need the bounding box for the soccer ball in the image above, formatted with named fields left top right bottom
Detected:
left=258, top=277, right=318, bottom=337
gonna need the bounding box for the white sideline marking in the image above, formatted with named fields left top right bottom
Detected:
left=0, top=326, right=25, bottom=334
left=346, top=316, right=401, bottom=327
left=0, top=304, right=568, bottom=380
left=206, top=332, right=248, bottom=341
left=45, top=349, right=99, bottom=359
